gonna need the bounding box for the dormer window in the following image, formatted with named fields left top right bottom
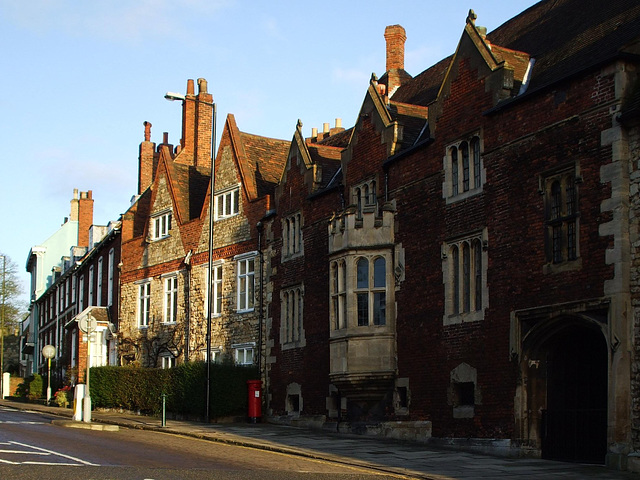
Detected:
left=215, top=186, right=240, bottom=220
left=151, top=211, right=172, bottom=240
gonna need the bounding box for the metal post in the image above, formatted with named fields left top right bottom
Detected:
left=161, top=393, right=166, bottom=427
left=0, top=256, right=5, bottom=398
left=205, top=101, right=216, bottom=423
left=166, top=87, right=216, bottom=423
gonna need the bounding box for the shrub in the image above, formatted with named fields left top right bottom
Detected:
left=89, top=362, right=258, bottom=419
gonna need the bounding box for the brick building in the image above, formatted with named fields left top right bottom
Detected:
left=264, top=0, right=640, bottom=470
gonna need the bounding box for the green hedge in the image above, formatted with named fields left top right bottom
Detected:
left=90, top=362, right=258, bottom=419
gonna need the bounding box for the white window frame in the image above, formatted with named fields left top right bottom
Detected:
left=107, top=248, right=114, bottom=306
left=88, top=265, right=94, bottom=307
left=205, top=262, right=224, bottom=317
left=214, top=186, right=240, bottom=220
left=97, top=257, right=103, bottom=307
left=161, top=355, right=176, bottom=369
left=330, top=260, right=347, bottom=330
left=163, top=274, right=178, bottom=324
left=137, top=280, right=151, bottom=328
left=151, top=210, right=172, bottom=240
left=444, top=134, right=483, bottom=203
left=235, top=252, right=256, bottom=312
left=233, top=343, right=255, bottom=365
left=78, top=274, right=85, bottom=312
left=442, top=229, right=488, bottom=325
left=201, top=347, right=222, bottom=363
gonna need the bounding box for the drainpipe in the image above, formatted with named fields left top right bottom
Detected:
left=256, top=221, right=264, bottom=377
left=184, top=250, right=192, bottom=362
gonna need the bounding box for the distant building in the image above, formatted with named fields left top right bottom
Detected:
left=24, top=189, right=93, bottom=376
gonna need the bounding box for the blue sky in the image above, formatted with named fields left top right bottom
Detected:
left=0, top=0, right=537, bottom=302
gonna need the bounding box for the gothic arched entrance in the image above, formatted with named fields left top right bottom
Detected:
left=520, top=316, right=608, bottom=464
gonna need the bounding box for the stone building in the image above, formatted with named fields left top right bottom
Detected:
left=263, top=0, right=640, bottom=470
left=118, top=78, right=288, bottom=369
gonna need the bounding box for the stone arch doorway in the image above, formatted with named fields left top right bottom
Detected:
left=521, top=316, right=607, bottom=464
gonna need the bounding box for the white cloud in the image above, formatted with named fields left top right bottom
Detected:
left=0, top=0, right=231, bottom=43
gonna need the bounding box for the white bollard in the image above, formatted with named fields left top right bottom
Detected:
left=73, top=384, right=85, bottom=421
left=1, top=372, right=9, bottom=399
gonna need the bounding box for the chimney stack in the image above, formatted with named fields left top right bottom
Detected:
left=384, top=25, right=406, bottom=72
left=138, top=121, right=156, bottom=194
left=77, top=190, right=94, bottom=248
left=176, top=78, right=213, bottom=169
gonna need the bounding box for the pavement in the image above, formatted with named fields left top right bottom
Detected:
left=1, top=398, right=637, bottom=479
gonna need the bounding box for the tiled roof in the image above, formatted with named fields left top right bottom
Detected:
left=393, top=0, right=640, bottom=107
left=308, top=144, right=343, bottom=189
left=238, top=131, right=290, bottom=198
left=164, top=161, right=210, bottom=222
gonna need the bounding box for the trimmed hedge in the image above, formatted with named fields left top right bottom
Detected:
left=90, top=362, right=258, bottom=419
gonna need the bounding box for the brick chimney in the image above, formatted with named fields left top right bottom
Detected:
left=177, top=78, right=213, bottom=169
left=77, top=190, right=94, bottom=248
left=138, top=121, right=156, bottom=194
left=384, top=25, right=411, bottom=95
left=385, top=25, right=406, bottom=71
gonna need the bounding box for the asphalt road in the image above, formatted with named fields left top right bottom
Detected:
left=0, top=406, right=404, bottom=479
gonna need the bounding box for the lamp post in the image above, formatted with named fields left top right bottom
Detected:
left=42, top=344, right=56, bottom=404
left=165, top=86, right=216, bottom=422
left=0, top=255, right=5, bottom=398
left=78, top=314, right=96, bottom=423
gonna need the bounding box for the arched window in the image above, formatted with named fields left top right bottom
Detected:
left=452, top=246, right=460, bottom=315
left=471, top=137, right=481, bottom=189
left=356, top=258, right=369, bottom=326
left=373, top=257, right=386, bottom=326
left=461, top=141, right=470, bottom=192
left=473, top=239, right=482, bottom=311
left=451, top=146, right=459, bottom=196
left=462, top=242, right=471, bottom=312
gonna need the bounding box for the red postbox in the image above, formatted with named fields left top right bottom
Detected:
left=247, top=379, right=262, bottom=423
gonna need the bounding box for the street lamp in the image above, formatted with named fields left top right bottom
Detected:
left=42, top=344, right=56, bottom=403
left=0, top=255, right=5, bottom=399
left=78, top=314, right=96, bottom=423
left=165, top=85, right=216, bottom=423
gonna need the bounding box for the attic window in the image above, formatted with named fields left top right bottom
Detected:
left=215, top=186, right=240, bottom=220
left=151, top=211, right=172, bottom=240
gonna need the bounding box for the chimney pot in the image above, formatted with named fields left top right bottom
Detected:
left=198, top=78, right=208, bottom=94
left=163, top=132, right=169, bottom=144
left=312, top=127, right=318, bottom=138
left=323, top=123, right=330, bottom=133
left=187, top=79, right=195, bottom=95
left=335, top=118, right=342, bottom=128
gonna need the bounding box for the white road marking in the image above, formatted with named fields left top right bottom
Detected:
left=7, top=441, right=99, bottom=466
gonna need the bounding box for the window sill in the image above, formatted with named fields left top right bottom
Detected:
left=543, top=257, right=582, bottom=274
left=236, top=308, right=255, bottom=314
left=215, top=213, right=240, bottom=221
left=445, top=188, right=483, bottom=204
left=444, top=309, right=484, bottom=326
